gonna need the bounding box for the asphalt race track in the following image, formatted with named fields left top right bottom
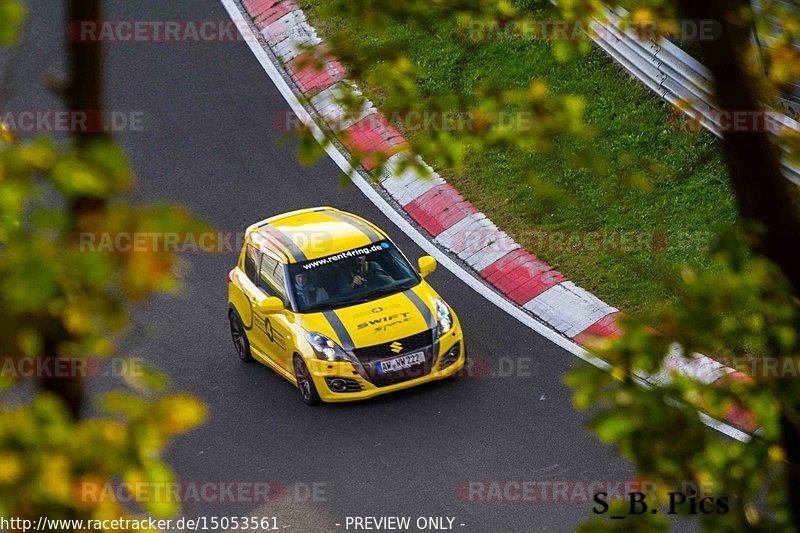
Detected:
left=11, top=1, right=697, bottom=531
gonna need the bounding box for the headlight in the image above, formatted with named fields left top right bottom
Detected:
left=435, top=298, right=453, bottom=335
left=305, top=332, right=352, bottom=362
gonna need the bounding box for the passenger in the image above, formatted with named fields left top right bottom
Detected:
left=294, top=272, right=329, bottom=307
left=348, top=255, right=394, bottom=289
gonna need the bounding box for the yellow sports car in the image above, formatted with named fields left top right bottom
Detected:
left=227, top=207, right=465, bottom=404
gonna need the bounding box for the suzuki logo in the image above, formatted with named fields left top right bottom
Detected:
left=390, top=341, right=403, bottom=354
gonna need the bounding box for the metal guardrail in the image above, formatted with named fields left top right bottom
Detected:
left=585, top=5, right=800, bottom=185
left=753, top=0, right=800, bottom=109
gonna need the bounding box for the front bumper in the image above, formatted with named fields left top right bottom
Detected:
left=305, top=326, right=465, bottom=403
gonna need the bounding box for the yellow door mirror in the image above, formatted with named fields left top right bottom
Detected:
left=418, top=256, right=437, bottom=278
left=257, top=296, right=285, bottom=314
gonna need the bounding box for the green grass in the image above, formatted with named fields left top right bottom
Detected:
left=300, top=1, right=738, bottom=318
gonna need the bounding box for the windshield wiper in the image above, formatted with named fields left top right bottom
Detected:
left=360, top=282, right=417, bottom=301
left=301, top=303, right=335, bottom=313
left=301, top=294, right=371, bottom=312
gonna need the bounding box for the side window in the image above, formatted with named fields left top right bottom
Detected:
left=258, top=254, right=286, bottom=299
left=244, top=245, right=259, bottom=284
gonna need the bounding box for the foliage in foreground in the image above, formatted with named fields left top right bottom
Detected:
left=0, top=2, right=208, bottom=527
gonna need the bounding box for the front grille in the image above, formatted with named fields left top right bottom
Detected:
left=352, top=329, right=437, bottom=388
left=325, top=377, right=363, bottom=393
left=352, top=329, right=435, bottom=363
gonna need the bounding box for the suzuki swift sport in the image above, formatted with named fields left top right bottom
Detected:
left=227, top=207, right=466, bottom=404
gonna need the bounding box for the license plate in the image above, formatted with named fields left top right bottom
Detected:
left=377, top=352, right=425, bottom=374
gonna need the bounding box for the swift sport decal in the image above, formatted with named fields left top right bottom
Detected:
left=351, top=303, right=403, bottom=319
left=357, top=311, right=413, bottom=332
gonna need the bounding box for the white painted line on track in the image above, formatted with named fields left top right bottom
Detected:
left=699, top=412, right=751, bottom=442
left=218, top=0, right=750, bottom=443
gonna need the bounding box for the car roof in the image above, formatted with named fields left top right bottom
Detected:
left=245, top=207, right=389, bottom=263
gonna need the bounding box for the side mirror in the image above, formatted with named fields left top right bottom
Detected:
left=257, top=296, right=285, bottom=314
left=418, top=256, right=437, bottom=278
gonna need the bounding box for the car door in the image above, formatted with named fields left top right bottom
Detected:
left=230, top=243, right=257, bottom=331
left=238, top=244, right=271, bottom=356
left=254, top=251, right=294, bottom=373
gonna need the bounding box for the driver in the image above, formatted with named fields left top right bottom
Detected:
left=294, top=272, right=328, bottom=307
left=348, top=255, right=393, bottom=289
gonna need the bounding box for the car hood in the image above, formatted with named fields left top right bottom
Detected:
left=302, top=284, right=439, bottom=349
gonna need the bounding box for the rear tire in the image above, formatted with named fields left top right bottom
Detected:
left=229, top=311, right=253, bottom=362
left=293, top=355, right=321, bottom=405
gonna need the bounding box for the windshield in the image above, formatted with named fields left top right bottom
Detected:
left=287, top=241, right=420, bottom=313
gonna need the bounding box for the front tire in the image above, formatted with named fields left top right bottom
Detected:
left=229, top=311, right=253, bottom=362
left=293, top=355, right=321, bottom=405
